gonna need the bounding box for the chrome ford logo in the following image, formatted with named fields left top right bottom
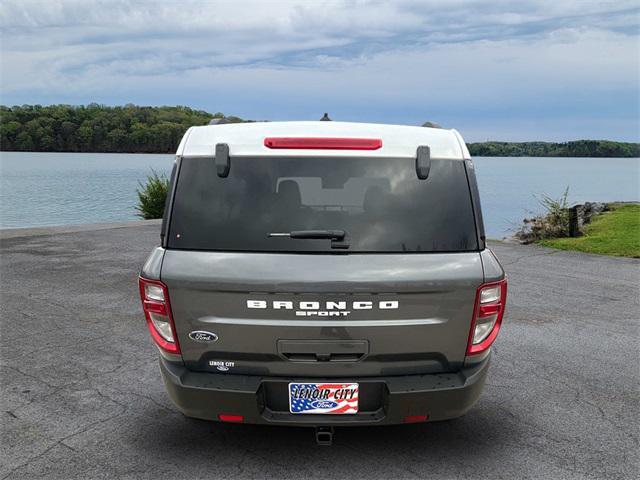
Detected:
left=188, top=331, right=218, bottom=343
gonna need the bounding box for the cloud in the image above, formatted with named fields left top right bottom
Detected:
left=0, top=0, right=638, bottom=140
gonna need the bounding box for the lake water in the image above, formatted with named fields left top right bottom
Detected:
left=1, top=152, right=638, bottom=238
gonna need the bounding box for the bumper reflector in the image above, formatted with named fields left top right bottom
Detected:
left=218, top=414, right=244, bottom=423
left=403, top=415, right=429, bottom=424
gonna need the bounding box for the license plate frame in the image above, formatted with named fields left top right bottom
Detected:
left=289, top=382, right=359, bottom=414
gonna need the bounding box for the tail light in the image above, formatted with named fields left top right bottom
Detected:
left=138, top=277, right=181, bottom=354
left=467, top=279, right=507, bottom=355
left=264, top=137, right=382, bottom=150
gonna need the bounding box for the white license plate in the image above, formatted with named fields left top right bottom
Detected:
left=289, top=383, right=359, bottom=414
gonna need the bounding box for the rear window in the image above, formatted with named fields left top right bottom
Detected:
left=167, top=156, right=478, bottom=253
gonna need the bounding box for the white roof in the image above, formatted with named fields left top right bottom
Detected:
left=177, top=121, right=470, bottom=160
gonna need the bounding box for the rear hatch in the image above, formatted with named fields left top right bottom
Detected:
left=162, top=154, right=483, bottom=377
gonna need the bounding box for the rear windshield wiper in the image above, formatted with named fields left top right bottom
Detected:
left=268, top=230, right=345, bottom=240
left=268, top=230, right=349, bottom=249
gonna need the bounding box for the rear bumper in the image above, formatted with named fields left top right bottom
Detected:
left=159, top=354, right=491, bottom=427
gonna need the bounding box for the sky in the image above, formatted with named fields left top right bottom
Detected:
left=1, top=0, right=639, bottom=142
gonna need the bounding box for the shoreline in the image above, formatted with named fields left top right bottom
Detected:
left=0, top=151, right=175, bottom=156
left=0, top=219, right=161, bottom=240
left=2, top=150, right=639, bottom=159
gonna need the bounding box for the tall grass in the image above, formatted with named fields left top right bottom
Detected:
left=534, top=186, right=570, bottom=238
left=515, top=186, right=571, bottom=242
left=136, top=170, right=169, bottom=219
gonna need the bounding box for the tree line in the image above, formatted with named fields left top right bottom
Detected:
left=466, top=140, right=639, bottom=158
left=1, top=104, right=638, bottom=157
left=0, top=104, right=243, bottom=154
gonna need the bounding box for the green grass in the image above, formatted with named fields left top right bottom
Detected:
left=539, top=203, right=640, bottom=258
left=136, top=170, right=169, bottom=220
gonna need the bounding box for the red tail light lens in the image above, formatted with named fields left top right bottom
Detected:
left=264, top=137, right=382, bottom=150
left=467, top=279, right=507, bottom=355
left=138, top=277, right=181, bottom=354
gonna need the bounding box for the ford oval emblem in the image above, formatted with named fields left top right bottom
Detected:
left=188, top=331, right=218, bottom=343
left=311, top=400, right=338, bottom=409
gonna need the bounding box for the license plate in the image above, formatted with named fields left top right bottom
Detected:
left=289, top=383, right=359, bottom=414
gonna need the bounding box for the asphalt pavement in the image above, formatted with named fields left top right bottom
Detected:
left=1, top=222, right=638, bottom=479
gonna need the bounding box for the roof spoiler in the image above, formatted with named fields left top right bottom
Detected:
left=215, top=143, right=230, bottom=177
left=416, top=145, right=431, bottom=180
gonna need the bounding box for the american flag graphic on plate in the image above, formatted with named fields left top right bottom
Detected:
left=289, top=383, right=359, bottom=414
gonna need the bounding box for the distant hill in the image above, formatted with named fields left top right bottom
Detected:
left=1, top=104, right=638, bottom=157
left=0, top=104, right=242, bottom=154
left=467, top=140, right=639, bottom=158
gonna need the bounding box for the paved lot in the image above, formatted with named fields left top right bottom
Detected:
left=1, top=223, right=638, bottom=479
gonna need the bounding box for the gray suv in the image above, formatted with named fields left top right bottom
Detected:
left=139, top=121, right=506, bottom=441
